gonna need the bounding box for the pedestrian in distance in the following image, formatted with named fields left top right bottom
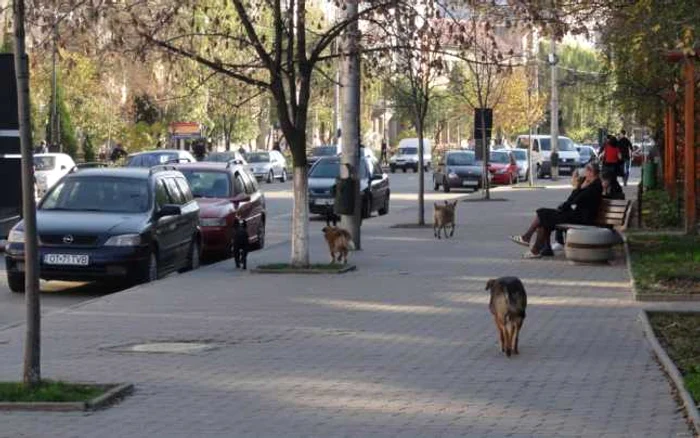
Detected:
left=599, top=135, right=622, bottom=180
left=617, top=130, right=633, bottom=186
left=601, top=170, right=625, bottom=200
left=380, top=139, right=388, bottom=166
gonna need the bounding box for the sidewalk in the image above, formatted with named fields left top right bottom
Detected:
left=0, top=183, right=694, bottom=437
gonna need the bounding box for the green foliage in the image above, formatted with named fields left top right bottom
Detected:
left=0, top=380, right=106, bottom=402
left=641, top=189, right=680, bottom=229
left=55, top=83, right=79, bottom=158
left=82, top=135, right=95, bottom=162
left=133, top=94, right=160, bottom=125
left=628, top=234, right=700, bottom=295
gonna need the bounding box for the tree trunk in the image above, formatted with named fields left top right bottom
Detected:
left=13, top=0, right=41, bottom=387
left=290, top=165, right=310, bottom=267
left=481, top=115, right=490, bottom=200
left=417, top=120, right=425, bottom=225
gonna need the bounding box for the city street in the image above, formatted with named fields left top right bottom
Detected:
left=0, top=170, right=472, bottom=329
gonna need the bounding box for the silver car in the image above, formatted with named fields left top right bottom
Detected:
left=246, top=150, right=288, bottom=183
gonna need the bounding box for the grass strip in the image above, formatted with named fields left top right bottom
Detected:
left=0, top=381, right=107, bottom=403
left=627, top=234, right=700, bottom=295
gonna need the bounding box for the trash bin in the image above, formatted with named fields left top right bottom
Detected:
left=642, top=162, right=657, bottom=189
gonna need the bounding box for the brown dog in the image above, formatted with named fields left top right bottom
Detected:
left=486, top=277, right=527, bottom=357
left=322, top=226, right=354, bottom=264
left=433, top=200, right=458, bottom=239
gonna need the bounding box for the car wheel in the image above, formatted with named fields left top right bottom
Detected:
left=252, top=220, right=266, bottom=250
left=390, top=165, right=396, bottom=173
left=536, top=164, right=544, bottom=179
left=378, top=193, right=390, bottom=216
left=443, top=177, right=450, bottom=193
left=402, top=167, right=407, bottom=173
left=8, top=272, right=25, bottom=293
left=138, top=251, right=158, bottom=284
left=266, top=170, right=274, bottom=183
left=361, top=196, right=371, bottom=219
left=281, top=169, right=287, bottom=182
left=181, top=239, right=201, bottom=273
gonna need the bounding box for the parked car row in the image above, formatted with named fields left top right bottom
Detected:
left=432, top=149, right=520, bottom=192
left=6, top=160, right=266, bottom=293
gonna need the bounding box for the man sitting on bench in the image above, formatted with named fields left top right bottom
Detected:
left=510, top=163, right=602, bottom=259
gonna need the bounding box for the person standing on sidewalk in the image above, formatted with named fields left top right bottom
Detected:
left=599, top=135, right=621, bottom=180
left=617, top=130, right=632, bottom=186
left=380, top=139, right=388, bottom=166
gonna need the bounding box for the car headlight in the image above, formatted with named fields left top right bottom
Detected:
left=8, top=229, right=24, bottom=243
left=448, top=170, right=457, bottom=178
left=200, top=217, right=227, bottom=227
left=104, top=234, right=142, bottom=246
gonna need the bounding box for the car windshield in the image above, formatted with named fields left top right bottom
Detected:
left=128, top=152, right=179, bottom=167
left=41, top=177, right=150, bottom=213
left=311, top=147, right=337, bottom=157
left=399, top=147, right=418, bottom=155
left=489, top=152, right=509, bottom=164
left=204, top=152, right=236, bottom=163
left=34, top=156, right=56, bottom=171
left=578, top=147, right=591, bottom=157
left=510, top=150, right=527, bottom=160
left=539, top=138, right=576, bottom=152
left=446, top=153, right=475, bottom=166
left=310, top=159, right=368, bottom=179
left=246, top=152, right=269, bottom=163
left=180, top=170, right=230, bottom=198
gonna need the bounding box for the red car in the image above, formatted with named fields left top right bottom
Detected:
left=174, top=162, right=266, bottom=258
left=489, top=150, right=519, bottom=185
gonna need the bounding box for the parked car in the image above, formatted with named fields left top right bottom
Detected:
left=389, top=138, right=432, bottom=173
left=489, top=150, right=519, bottom=185
left=514, top=135, right=580, bottom=178
left=246, top=150, right=288, bottom=183
left=433, top=150, right=485, bottom=192
left=4, top=167, right=201, bottom=292
left=307, top=146, right=339, bottom=169
left=576, top=145, right=598, bottom=168
left=203, top=151, right=251, bottom=173
left=125, top=149, right=196, bottom=167
left=175, top=162, right=266, bottom=258
left=308, top=155, right=390, bottom=219
left=507, top=148, right=529, bottom=181
left=33, top=153, right=76, bottom=198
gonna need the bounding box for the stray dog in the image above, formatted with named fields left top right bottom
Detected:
left=232, top=217, right=249, bottom=269
left=322, top=226, right=354, bottom=264
left=486, top=277, right=527, bottom=357
left=433, top=200, right=458, bottom=239
left=325, top=211, right=339, bottom=227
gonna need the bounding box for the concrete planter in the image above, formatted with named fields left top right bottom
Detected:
left=0, top=383, right=133, bottom=412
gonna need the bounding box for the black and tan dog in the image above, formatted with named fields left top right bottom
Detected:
left=322, top=226, right=354, bottom=264
left=486, top=277, right=527, bottom=357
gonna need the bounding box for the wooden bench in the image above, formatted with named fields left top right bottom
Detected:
left=556, top=199, right=633, bottom=233
left=557, top=199, right=632, bottom=262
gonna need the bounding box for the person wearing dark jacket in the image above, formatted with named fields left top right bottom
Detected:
left=511, top=163, right=602, bottom=258
left=617, top=130, right=633, bottom=186
left=602, top=171, right=625, bottom=200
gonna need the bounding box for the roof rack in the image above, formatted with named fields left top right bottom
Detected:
left=75, top=161, right=111, bottom=170
left=164, top=158, right=192, bottom=164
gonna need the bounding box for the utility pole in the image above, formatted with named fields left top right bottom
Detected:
left=13, top=0, right=41, bottom=387
left=331, top=40, right=341, bottom=148
left=549, top=38, right=559, bottom=180
left=51, top=10, right=59, bottom=151
left=340, top=0, right=361, bottom=249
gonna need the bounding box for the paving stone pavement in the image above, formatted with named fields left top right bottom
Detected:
left=0, top=182, right=696, bottom=438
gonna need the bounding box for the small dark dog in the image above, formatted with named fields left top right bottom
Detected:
left=325, top=211, right=339, bottom=227
left=486, top=277, right=527, bottom=357
left=232, top=217, right=249, bottom=269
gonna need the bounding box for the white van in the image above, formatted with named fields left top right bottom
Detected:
left=33, top=153, right=76, bottom=198
left=514, top=135, right=580, bottom=178
left=389, top=138, right=432, bottom=173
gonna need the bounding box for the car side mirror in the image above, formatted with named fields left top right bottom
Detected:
left=156, top=204, right=181, bottom=218
left=60, top=165, right=67, bottom=171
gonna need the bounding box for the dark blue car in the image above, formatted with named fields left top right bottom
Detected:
left=5, top=167, right=201, bottom=292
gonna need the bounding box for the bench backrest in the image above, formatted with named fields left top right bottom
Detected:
left=595, top=199, right=631, bottom=229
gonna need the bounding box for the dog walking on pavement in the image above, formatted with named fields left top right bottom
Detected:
left=433, top=200, right=458, bottom=239
left=322, top=226, right=354, bottom=264
left=486, top=277, right=527, bottom=357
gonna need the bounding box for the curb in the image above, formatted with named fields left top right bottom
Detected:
left=251, top=264, right=356, bottom=275
left=639, top=311, right=700, bottom=436
left=0, top=383, right=133, bottom=412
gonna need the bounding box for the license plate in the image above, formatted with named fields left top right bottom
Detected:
left=314, top=198, right=334, bottom=206
left=462, top=180, right=478, bottom=186
left=44, top=254, right=89, bottom=266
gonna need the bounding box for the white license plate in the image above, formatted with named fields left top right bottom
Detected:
left=44, top=254, right=89, bottom=266
left=314, top=198, right=334, bottom=206
left=462, top=180, right=478, bottom=186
